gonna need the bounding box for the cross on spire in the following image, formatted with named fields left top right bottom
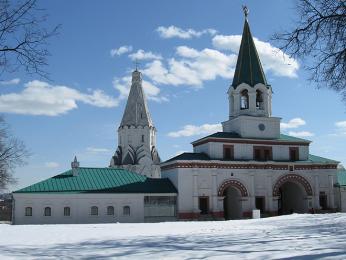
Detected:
left=134, top=59, right=141, bottom=71
left=242, top=5, right=249, bottom=19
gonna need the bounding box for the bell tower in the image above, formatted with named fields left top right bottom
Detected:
left=222, top=7, right=281, bottom=139
left=110, top=69, right=161, bottom=178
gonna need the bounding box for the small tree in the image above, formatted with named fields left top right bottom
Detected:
left=0, top=116, right=29, bottom=190
left=273, top=0, right=346, bottom=100
left=0, top=0, right=59, bottom=79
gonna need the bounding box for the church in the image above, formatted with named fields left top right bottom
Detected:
left=11, top=11, right=346, bottom=224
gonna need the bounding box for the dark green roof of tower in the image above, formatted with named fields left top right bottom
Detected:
left=232, top=18, right=268, bottom=88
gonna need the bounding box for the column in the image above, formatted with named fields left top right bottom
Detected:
left=233, top=93, right=240, bottom=116
left=248, top=91, right=256, bottom=114
left=314, top=175, right=320, bottom=209
left=328, top=175, right=335, bottom=208
left=266, top=174, right=274, bottom=213
left=192, top=171, right=199, bottom=215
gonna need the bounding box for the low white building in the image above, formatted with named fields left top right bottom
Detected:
left=161, top=13, right=340, bottom=220
left=12, top=166, right=177, bottom=225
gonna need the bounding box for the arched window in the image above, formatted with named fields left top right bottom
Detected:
left=256, top=90, right=263, bottom=109
left=123, top=206, right=130, bottom=216
left=64, top=207, right=71, bottom=216
left=240, top=90, right=249, bottom=109
left=44, top=207, right=51, bottom=216
left=107, top=206, right=114, bottom=216
left=25, top=207, right=32, bottom=216
left=90, top=206, right=98, bottom=216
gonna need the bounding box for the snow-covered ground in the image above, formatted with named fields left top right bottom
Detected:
left=1, top=214, right=346, bottom=259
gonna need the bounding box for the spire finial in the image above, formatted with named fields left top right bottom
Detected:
left=242, top=5, right=249, bottom=19
left=71, top=155, right=79, bottom=176
left=134, top=59, right=140, bottom=71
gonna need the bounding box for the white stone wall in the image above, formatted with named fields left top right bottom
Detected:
left=12, top=193, right=176, bottom=225
left=194, top=141, right=309, bottom=161
left=222, top=115, right=281, bottom=139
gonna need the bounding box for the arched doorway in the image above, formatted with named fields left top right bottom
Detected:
left=273, top=174, right=313, bottom=215
left=218, top=179, right=248, bottom=220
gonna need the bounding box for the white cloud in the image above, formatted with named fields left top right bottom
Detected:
left=212, top=34, right=299, bottom=78
left=168, top=123, right=222, bottom=138
left=110, top=45, right=133, bottom=57
left=0, top=80, right=118, bottom=116
left=281, top=118, right=306, bottom=130
left=288, top=131, right=314, bottom=138
left=112, top=76, right=168, bottom=103
left=157, top=26, right=217, bottom=39
left=45, top=162, right=59, bottom=168
left=335, top=121, right=346, bottom=135
left=86, top=147, right=110, bottom=153
left=144, top=46, right=236, bottom=87
left=128, top=49, right=162, bottom=61
left=0, top=78, right=20, bottom=86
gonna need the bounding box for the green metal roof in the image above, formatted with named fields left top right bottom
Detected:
left=232, top=18, right=268, bottom=88
left=164, top=152, right=337, bottom=164
left=14, top=167, right=177, bottom=194
left=166, top=152, right=210, bottom=163
left=337, top=169, right=346, bottom=186
left=306, top=154, right=339, bottom=164
left=193, top=132, right=311, bottom=143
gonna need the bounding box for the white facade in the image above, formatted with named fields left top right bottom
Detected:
left=161, top=13, right=340, bottom=220
left=162, top=162, right=338, bottom=219
left=12, top=193, right=177, bottom=225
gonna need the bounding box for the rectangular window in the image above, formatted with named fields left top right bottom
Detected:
left=198, top=197, right=209, bottom=215
left=289, top=147, right=299, bottom=161
left=253, top=146, right=272, bottom=161
left=141, top=135, right=145, bottom=143
left=25, top=207, right=32, bottom=216
left=64, top=207, right=70, bottom=216
left=223, top=145, right=234, bottom=160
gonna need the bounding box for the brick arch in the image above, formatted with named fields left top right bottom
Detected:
left=218, top=179, right=248, bottom=197
left=273, top=174, right=313, bottom=197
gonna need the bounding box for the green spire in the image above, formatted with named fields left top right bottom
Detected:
left=232, top=15, right=268, bottom=88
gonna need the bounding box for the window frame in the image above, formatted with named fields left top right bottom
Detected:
left=25, top=207, right=32, bottom=216
left=289, top=147, right=299, bottom=161
left=44, top=207, right=51, bottom=216
left=107, top=206, right=115, bottom=216
left=253, top=146, right=272, bottom=161
left=63, top=206, right=71, bottom=216
left=123, top=205, right=130, bottom=216
left=223, top=145, right=234, bottom=160
left=90, top=206, right=98, bottom=216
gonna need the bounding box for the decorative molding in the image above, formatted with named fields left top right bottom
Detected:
left=272, top=174, right=313, bottom=196
left=192, top=138, right=310, bottom=147
left=218, top=179, right=248, bottom=197
left=161, top=162, right=336, bottom=171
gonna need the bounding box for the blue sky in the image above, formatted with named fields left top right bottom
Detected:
left=1, top=0, right=345, bottom=191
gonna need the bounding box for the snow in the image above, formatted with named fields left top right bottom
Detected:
left=1, top=214, right=346, bottom=259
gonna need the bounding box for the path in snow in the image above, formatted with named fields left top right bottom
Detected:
left=1, top=214, right=346, bottom=259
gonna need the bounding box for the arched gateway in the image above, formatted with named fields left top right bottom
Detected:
left=273, top=174, right=313, bottom=215
left=218, top=179, right=248, bottom=220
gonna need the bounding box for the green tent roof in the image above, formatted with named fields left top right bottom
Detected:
left=232, top=18, right=268, bottom=88
left=14, top=167, right=177, bottom=194
left=192, top=132, right=311, bottom=144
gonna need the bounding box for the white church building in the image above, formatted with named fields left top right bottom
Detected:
left=12, top=11, right=345, bottom=224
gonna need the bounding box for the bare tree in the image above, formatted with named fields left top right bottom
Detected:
left=0, top=0, right=59, bottom=79
left=0, top=116, right=29, bottom=190
left=273, top=0, right=346, bottom=100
